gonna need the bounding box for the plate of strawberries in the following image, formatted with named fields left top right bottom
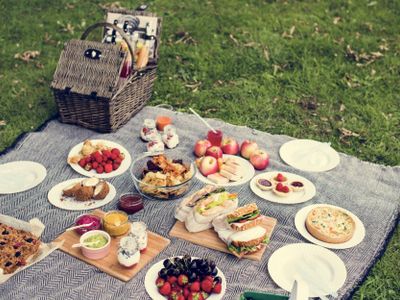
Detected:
left=67, top=139, right=131, bottom=178
left=145, top=255, right=226, bottom=300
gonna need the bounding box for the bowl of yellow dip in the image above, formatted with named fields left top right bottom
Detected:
left=79, top=230, right=111, bottom=260
left=102, top=210, right=130, bottom=237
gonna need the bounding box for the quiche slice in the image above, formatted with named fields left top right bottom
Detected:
left=305, top=206, right=356, bottom=244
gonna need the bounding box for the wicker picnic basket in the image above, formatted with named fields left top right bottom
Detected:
left=51, top=10, right=162, bottom=132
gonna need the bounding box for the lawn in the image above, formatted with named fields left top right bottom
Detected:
left=0, top=0, right=399, bottom=298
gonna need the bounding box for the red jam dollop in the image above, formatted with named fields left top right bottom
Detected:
left=118, top=193, right=144, bottom=215
left=74, top=214, right=102, bottom=235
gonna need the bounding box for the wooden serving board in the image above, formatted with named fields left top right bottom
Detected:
left=54, top=209, right=170, bottom=282
left=169, top=217, right=277, bottom=261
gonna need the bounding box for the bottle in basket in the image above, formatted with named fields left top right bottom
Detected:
left=119, top=40, right=133, bottom=78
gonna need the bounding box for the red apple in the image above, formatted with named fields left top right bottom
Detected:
left=199, top=156, right=219, bottom=176
left=250, top=149, right=270, bottom=170
left=240, top=140, right=259, bottom=159
left=194, top=139, right=212, bottom=157
left=221, top=137, right=240, bottom=155
left=205, top=146, right=223, bottom=159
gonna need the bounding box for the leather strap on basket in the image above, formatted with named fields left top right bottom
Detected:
left=81, top=22, right=135, bottom=70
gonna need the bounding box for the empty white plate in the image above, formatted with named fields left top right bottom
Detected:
left=268, top=243, right=347, bottom=298
left=250, top=171, right=316, bottom=204
left=279, top=139, right=340, bottom=172
left=48, top=178, right=116, bottom=211
left=67, top=139, right=131, bottom=179
left=0, top=161, right=47, bottom=194
left=295, top=204, right=365, bottom=249
left=195, top=155, right=255, bottom=187
left=145, top=257, right=226, bottom=300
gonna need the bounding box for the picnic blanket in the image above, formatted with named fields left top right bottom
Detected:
left=0, top=106, right=399, bottom=299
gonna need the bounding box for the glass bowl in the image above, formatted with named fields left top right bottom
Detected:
left=130, top=153, right=195, bottom=200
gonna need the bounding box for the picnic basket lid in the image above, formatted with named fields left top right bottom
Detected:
left=51, top=22, right=135, bottom=99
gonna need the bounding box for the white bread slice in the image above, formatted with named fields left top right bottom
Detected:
left=207, top=173, right=229, bottom=184
left=223, top=157, right=241, bottom=166
left=219, top=169, right=242, bottom=182
left=230, top=226, right=267, bottom=247
left=220, top=164, right=240, bottom=174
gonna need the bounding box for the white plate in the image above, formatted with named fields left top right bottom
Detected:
left=0, top=161, right=47, bottom=194
left=195, top=155, right=255, bottom=187
left=145, top=257, right=227, bottom=300
left=294, top=204, right=365, bottom=249
left=250, top=171, right=316, bottom=204
left=268, top=243, right=347, bottom=297
left=67, top=139, right=131, bottom=178
left=47, top=178, right=116, bottom=211
left=279, top=139, right=340, bottom=172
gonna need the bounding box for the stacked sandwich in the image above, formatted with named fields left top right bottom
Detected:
left=212, top=203, right=268, bottom=258
left=175, top=185, right=238, bottom=233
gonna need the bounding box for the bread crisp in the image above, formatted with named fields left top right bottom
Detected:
left=227, top=203, right=258, bottom=219
left=305, top=206, right=355, bottom=244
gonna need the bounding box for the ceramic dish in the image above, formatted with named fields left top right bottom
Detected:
left=145, top=256, right=227, bottom=300
left=0, top=161, right=47, bottom=194
left=279, top=139, right=340, bottom=172
left=250, top=171, right=316, bottom=204
left=268, top=243, right=346, bottom=298
left=47, top=178, right=116, bottom=211
left=195, top=154, right=255, bottom=187
left=67, top=139, right=131, bottom=178
left=294, top=204, right=365, bottom=249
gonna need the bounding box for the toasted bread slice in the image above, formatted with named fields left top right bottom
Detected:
left=305, top=206, right=355, bottom=244
left=219, top=169, right=242, bottom=181
left=227, top=203, right=258, bottom=220
left=230, top=217, right=263, bottom=231
left=230, top=226, right=267, bottom=247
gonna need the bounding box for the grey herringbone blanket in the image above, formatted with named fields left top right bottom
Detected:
left=1, top=107, right=399, bottom=300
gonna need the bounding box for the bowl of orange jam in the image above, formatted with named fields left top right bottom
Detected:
left=102, top=210, right=130, bottom=236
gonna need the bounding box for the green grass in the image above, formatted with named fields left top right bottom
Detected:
left=0, top=0, right=399, bottom=298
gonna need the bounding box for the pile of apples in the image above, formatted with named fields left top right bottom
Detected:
left=194, top=137, right=269, bottom=175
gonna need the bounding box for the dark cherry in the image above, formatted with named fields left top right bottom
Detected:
left=5, top=261, right=12, bottom=267
left=15, top=251, right=21, bottom=257
left=25, top=238, right=33, bottom=243
left=214, top=276, right=222, bottom=283
left=291, top=181, right=304, bottom=187
left=2, top=230, right=9, bottom=235
left=158, top=268, right=168, bottom=279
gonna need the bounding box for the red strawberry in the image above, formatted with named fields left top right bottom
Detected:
left=104, top=164, right=113, bottom=173
left=188, top=292, right=204, bottom=300
left=183, top=287, right=190, bottom=298
left=167, top=276, right=178, bottom=285
left=170, top=290, right=179, bottom=300
left=276, top=173, right=285, bottom=182
left=92, top=161, right=99, bottom=169
left=276, top=183, right=283, bottom=191
left=159, top=282, right=171, bottom=296
left=200, top=279, right=213, bottom=293
left=111, top=148, right=120, bottom=156
left=212, top=283, right=222, bottom=294
left=96, top=165, right=104, bottom=173
left=156, top=277, right=165, bottom=288
left=190, top=281, right=200, bottom=292
left=177, top=274, right=188, bottom=286
left=78, top=158, right=86, bottom=168
left=102, top=149, right=112, bottom=158
left=110, top=153, right=118, bottom=160
left=114, top=157, right=122, bottom=164
left=177, top=295, right=185, bottom=300
left=282, top=186, right=290, bottom=193
left=112, top=162, right=120, bottom=170
left=202, top=276, right=213, bottom=283
left=95, top=155, right=103, bottom=163
left=106, top=160, right=112, bottom=165
left=86, top=156, right=92, bottom=163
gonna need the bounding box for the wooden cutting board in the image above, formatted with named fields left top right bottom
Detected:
left=54, top=209, right=170, bottom=282
left=169, top=216, right=277, bottom=261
